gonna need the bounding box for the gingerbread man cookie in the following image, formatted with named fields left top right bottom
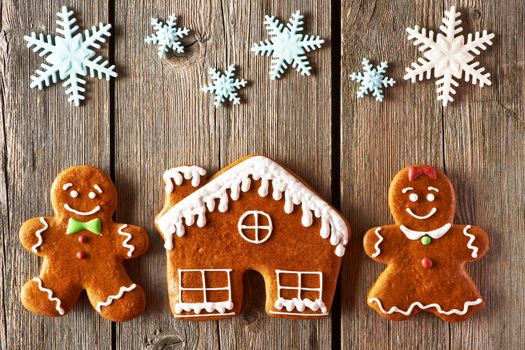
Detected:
left=20, top=166, right=148, bottom=322
left=364, top=165, right=489, bottom=322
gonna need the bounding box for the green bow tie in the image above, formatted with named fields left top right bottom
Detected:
left=66, top=218, right=102, bottom=235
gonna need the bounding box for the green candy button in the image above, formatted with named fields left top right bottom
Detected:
left=421, top=236, right=431, bottom=245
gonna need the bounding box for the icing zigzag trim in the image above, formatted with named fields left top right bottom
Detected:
left=118, top=224, right=135, bottom=257
left=33, top=277, right=65, bottom=315
left=96, top=284, right=136, bottom=312
left=31, top=217, right=48, bottom=253
left=369, top=297, right=483, bottom=316
left=372, top=227, right=383, bottom=257
left=463, top=225, right=479, bottom=258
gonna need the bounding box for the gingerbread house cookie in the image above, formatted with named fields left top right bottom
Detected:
left=364, top=165, right=489, bottom=322
left=155, top=155, right=350, bottom=320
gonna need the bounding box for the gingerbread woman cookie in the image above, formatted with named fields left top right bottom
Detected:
left=364, top=165, right=489, bottom=322
left=20, top=166, right=148, bottom=322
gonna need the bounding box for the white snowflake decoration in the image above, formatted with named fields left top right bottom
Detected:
left=404, top=6, right=495, bottom=106
left=144, top=15, right=190, bottom=59
left=251, top=10, right=324, bottom=80
left=350, top=58, right=396, bottom=102
left=201, top=65, right=247, bottom=108
left=24, top=6, right=117, bottom=106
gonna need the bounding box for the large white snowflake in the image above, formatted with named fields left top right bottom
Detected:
left=144, top=15, right=190, bottom=59
left=350, top=58, right=396, bottom=102
left=24, top=6, right=117, bottom=106
left=201, top=65, right=247, bottom=108
left=404, top=6, right=495, bottom=106
left=251, top=10, right=324, bottom=80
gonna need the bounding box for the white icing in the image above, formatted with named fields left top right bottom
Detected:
left=400, top=223, right=451, bottom=240
left=274, top=270, right=326, bottom=314
left=428, top=186, right=439, bottom=192
left=402, top=187, right=414, bottom=193
left=31, top=217, right=48, bottom=253
left=95, top=284, right=137, bottom=312
left=426, top=193, right=435, bottom=201
left=409, top=193, right=418, bottom=202
left=163, top=166, right=207, bottom=194
left=369, top=297, right=483, bottom=316
left=88, top=192, right=96, bottom=199
left=371, top=227, right=383, bottom=258
left=93, top=184, right=103, bottom=193
left=62, top=183, right=73, bottom=190
left=70, top=190, right=78, bottom=198
left=237, top=210, right=273, bottom=244
left=274, top=297, right=327, bottom=313
left=63, top=204, right=100, bottom=216
left=175, top=269, right=233, bottom=315
left=463, top=225, right=479, bottom=258
left=270, top=310, right=327, bottom=316
left=157, top=156, right=348, bottom=256
left=117, top=224, right=135, bottom=257
left=33, top=277, right=65, bottom=315
left=405, top=207, right=437, bottom=219
left=175, top=311, right=236, bottom=318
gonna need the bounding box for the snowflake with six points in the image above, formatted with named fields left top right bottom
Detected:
left=350, top=58, right=396, bottom=102
left=145, top=15, right=190, bottom=59
left=24, top=6, right=117, bottom=106
left=201, top=65, right=247, bottom=108
left=251, top=10, right=324, bottom=80
left=404, top=6, right=495, bottom=106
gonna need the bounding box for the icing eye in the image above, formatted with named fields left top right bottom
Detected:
left=427, top=193, right=435, bottom=201
left=70, top=190, right=78, bottom=198
left=409, top=193, right=418, bottom=202
left=88, top=192, right=96, bottom=199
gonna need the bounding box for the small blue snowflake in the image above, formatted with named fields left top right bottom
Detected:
left=201, top=65, right=247, bottom=108
left=350, top=58, right=396, bottom=102
left=145, top=15, right=189, bottom=59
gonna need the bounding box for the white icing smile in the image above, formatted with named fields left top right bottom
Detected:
left=63, top=204, right=101, bottom=216
left=405, top=207, right=437, bottom=220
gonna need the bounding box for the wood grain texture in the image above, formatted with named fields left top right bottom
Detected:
left=1, top=0, right=112, bottom=349
left=341, top=0, right=524, bottom=349
left=113, top=0, right=332, bottom=348
left=2, top=0, right=524, bottom=348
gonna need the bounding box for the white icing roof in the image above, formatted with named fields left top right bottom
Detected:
left=156, top=156, right=348, bottom=256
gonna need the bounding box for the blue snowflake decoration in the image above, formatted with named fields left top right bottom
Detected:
left=24, top=6, right=117, bottom=106
left=201, top=65, right=247, bottom=108
left=145, top=15, right=189, bottom=59
left=251, top=10, right=324, bottom=80
left=350, top=58, right=396, bottom=102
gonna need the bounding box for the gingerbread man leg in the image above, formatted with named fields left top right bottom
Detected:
left=85, top=267, right=146, bottom=322
left=21, top=269, right=82, bottom=317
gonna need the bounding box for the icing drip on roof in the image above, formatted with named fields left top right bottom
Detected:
left=156, top=156, right=348, bottom=256
left=163, top=166, right=207, bottom=193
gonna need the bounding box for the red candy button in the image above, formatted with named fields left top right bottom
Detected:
left=76, top=251, right=87, bottom=259
left=421, top=257, right=433, bottom=269
left=78, top=235, right=88, bottom=243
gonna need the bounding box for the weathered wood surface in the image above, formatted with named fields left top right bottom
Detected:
left=1, top=0, right=523, bottom=349
left=341, top=0, right=524, bottom=349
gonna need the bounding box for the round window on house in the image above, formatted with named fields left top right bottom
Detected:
left=237, top=210, right=273, bottom=244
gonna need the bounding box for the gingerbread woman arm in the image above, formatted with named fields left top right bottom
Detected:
left=113, top=223, right=149, bottom=259
left=19, top=216, right=52, bottom=256
left=363, top=225, right=394, bottom=264
left=460, top=224, right=489, bottom=261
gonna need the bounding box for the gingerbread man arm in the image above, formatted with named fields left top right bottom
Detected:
left=363, top=225, right=395, bottom=264
left=460, top=224, right=489, bottom=262
left=19, top=216, right=52, bottom=256
left=113, top=223, right=149, bottom=259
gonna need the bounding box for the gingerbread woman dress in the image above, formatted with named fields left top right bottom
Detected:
left=19, top=166, right=148, bottom=322
left=364, top=165, right=489, bottom=322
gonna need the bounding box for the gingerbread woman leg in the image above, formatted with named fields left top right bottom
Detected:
left=21, top=269, right=82, bottom=317
left=85, top=268, right=146, bottom=322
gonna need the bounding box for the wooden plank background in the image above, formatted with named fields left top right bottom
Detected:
left=1, top=0, right=523, bottom=349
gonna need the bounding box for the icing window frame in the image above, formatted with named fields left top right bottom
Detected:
left=237, top=210, right=273, bottom=244
left=276, top=270, right=323, bottom=304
